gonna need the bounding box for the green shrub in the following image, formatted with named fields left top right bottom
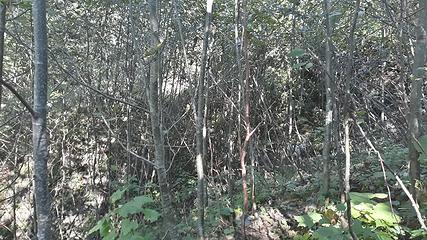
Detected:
left=87, top=188, right=160, bottom=240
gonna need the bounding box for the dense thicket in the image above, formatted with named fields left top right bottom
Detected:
left=0, top=0, right=426, bottom=239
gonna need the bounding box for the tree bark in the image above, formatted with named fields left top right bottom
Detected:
left=32, top=0, right=51, bottom=239
left=147, top=0, right=177, bottom=238
left=344, top=1, right=361, bottom=239
left=398, top=0, right=409, bottom=117
left=0, top=3, right=5, bottom=113
left=195, top=0, right=213, bottom=238
left=321, top=0, right=333, bottom=197
left=239, top=0, right=252, bottom=236
left=408, top=0, right=426, bottom=197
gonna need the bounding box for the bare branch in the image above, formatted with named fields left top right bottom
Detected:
left=100, top=115, right=156, bottom=167
left=0, top=78, right=35, bottom=117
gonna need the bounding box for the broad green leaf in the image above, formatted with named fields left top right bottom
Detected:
left=414, top=135, right=427, bottom=153
left=352, top=219, right=375, bottom=239
left=116, top=196, right=154, bottom=217
left=410, top=229, right=427, bottom=238
left=294, top=212, right=322, bottom=228
left=110, top=188, right=127, bottom=204
left=356, top=118, right=365, bottom=124
left=88, top=217, right=112, bottom=237
left=116, top=203, right=143, bottom=217
left=371, top=203, right=400, bottom=224
left=142, top=208, right=160, bottom=222
left=120, top=219, right=138, bottom=237
left=352, top=202, right=374, bottom=219
left=355, top=111, right=366, bottom=117
left=103, top=229, right=117, bottom=240
left=100, top=219, right=113, bottom=237
left=219, top=207, right=233, bottom=216
left=350, top=192, right=375, bottom=205
left=351, top=207, right=362, bottom=219
left=418, top=153, right=427, bottom=163
left=312, top=226, right=345, bottom=240
left=292, top=62, right=308, bottom=69
left=350, top=192, right=387, bottom=205
left=294, top=233, right=311, bottom=240
left=289, top=48, right=305, bottom=58
left=305, top=62, right=314, bottom=69
left=88, top=217, right=113, bottom=238
left=135, top=232, right=156, bottom=240
left=18, top=0, right=32, bottom=9
left=88, top=217, right=105, bottom=235
left=129, top=236, right=151, bottom=240
left=134, top=196, right=154, bottom=205
left=372, top=193, right=388, bottom=199
left=374, top=230, right=394, bottom=240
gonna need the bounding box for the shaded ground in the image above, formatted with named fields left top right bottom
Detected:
left=210, top=195, right=317, bottom=240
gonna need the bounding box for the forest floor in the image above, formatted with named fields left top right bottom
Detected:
left=198, top=143, right=427, bottom=240
left=203, top=171, right=323, bottom=240
left=243, top=198, right=305, bottom=239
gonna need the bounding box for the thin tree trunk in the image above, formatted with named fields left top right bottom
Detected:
left=227, top=102, right=235, bottom=204
left=32, top=0, right=51, bottom=238
left=321, top=0, right=333, bottom=197
left=380, top=28, right=386, bottom=124
left=195, top=0, right=213, bottom=238
left=203, top=75, right=209, bottom=206
left=126, top=2, right=135, bottom=180
left=344, top=1, right=361, bottom=239
left=288, top=4, right=296, bottom=138
left=398, top=0, right=410, bottom=118
left=13, top=143, right=18, bottom=240
left=239, top=0, right=251, bottom=236
left=235, top=0, right=242, bottom=151
left=250, top=138, right=256, bottom=212
left=408, top=0, right=426, bottom=197
left=0, top=3, right=5, bottom=113
left=330, top=16, right=341, bottom=201
left=147, top=0, right=177, bottom=238
left=288, top=88, right=294, bottom=136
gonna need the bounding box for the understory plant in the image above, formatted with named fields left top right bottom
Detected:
left=294, top=192, right=427, bottom=240
left=88, top=188, right=160, bottom=240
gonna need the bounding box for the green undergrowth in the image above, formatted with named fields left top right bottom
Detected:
left=87, top=187, right=161, bottom=240
left=294, top=192, right=427, bottom=240
left=293, top=140, right=427, bottom=240
left=86, top=140, right=427, bottom=239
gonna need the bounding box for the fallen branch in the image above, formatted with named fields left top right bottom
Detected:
left=355, top=121, right=427, bottom=230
